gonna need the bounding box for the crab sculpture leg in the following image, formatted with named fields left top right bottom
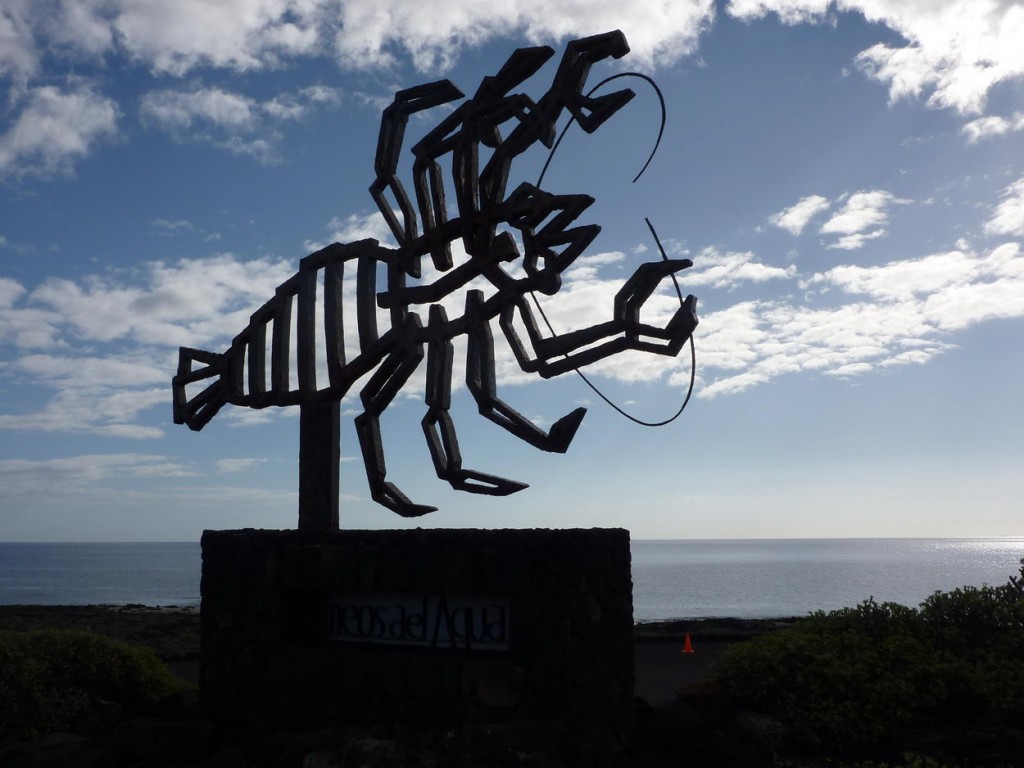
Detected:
left=371, top=79, right=464, bottom=271
left=352, top=312, right=435, bottom=517
left=422, top=304, right=530, bottom=498
left=363, top=297, right=584, bottom=515
left=464, top=290, right=587, bottom=453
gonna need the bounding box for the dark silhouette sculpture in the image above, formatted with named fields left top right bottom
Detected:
left=172, top=30, right=698, bottom=527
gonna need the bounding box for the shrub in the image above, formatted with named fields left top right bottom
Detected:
left=0, top=628, right=193, bottom=743
left=711, top=559, right=1024, bottom=756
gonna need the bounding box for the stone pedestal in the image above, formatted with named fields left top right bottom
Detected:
left=200, top=528, right=633, bottom=763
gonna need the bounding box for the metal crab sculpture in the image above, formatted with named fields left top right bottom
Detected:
left=172, top=30, right=698, bottom=527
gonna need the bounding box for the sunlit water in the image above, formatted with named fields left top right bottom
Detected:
left=1, top=539, right=1021, bottom=620
left=631, top=538, right=1024, bottom=621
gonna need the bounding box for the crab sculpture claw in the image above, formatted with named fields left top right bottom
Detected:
left=615, top=260, right=698, bottom=352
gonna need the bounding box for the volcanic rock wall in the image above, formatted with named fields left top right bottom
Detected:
left=201, top=527, right=633, bottom=762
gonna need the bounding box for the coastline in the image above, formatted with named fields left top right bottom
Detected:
left=5, top=578, right=1019, bottom=766
left=0, top=604, right=201, bottom=661
left=0, top=606, right=821, bottom=765
left=633, top=615, right=802, bottom=641
left=0, top=604, right=798, bottom=708
left=0, top=605, right=800, bottom=650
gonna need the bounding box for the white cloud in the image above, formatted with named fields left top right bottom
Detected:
left=221, top=408, right=280, bottom=428
left=140, top=87, right=259, bottom=131
left=983, top=178, right=1024, bottom=238
left=0, top=84, right=118, bottom=179
left=305, top=212, right=398, bottom=252
left=728, top=0, right=1024, bottom=115
left=0, top=393, right=165, bottom=436
left=139, top=84, right=341, bottom=162
left=3, top=217, right=1023, bottom=444
left=0, top=253, right=296, bottom=437
left=4, top=0, right=716, bottom=83
left=729, top=0, right=832, bottom=24
left=769, top=194, right=831, bottom=235
left=563, top=251, right=627, bottom=282
left=697, top=299, right=938, bottom=398
left=0, top=1, right=39, bottom=86
left=261, top=95, right=307, bottom=121
left=1, top=0, right=117, bottom=92
left=0, top=1, right=712, bottom=178
left=820, top=190, right=896, bottom=234
left=112, top=0, right=322, bottom=76
left=962, top=112, right=1024, bottom=143
left=13, top=354, right=166, bottom=388
left=152, top=219, right=195, bottom=236
left=0, top=277, right=63, bottom=348
left=826, top=362, right=873, bottom=377
left=0, top=383, right=169, bottom=438
left=0, top=4, right=347, bottom=173
left=0, top=277, right=26, bottom=307
left=300, top=85, right=342, bottom=105
left=811, top=242, right=1024, bottom=312
left=827, top=229, right=887, bottom=251
left=0, top=454, right=196, bottom=489
left=25, top=254, right=295, bottom=348
left=803, top=249, right=975, bottom=301
left=332, top=0, right=716, bottom=72
left=686, top=248, right=797, bottom=288
left=44, top=0, right=115, bottom=59
left=215, top=458, right=268, bottom=473
left=494, top=245, right=796, bottom=386
left=819, top=189, right=907, bottom=250
left=140, top=85, right=340, bottom=131
left=695, top=240, right=1024, bottom=398
left=17, top=0, right=1021, bottom=181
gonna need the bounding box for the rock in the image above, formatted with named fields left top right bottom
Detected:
left=187, top=745, right=250, bottom=768
left=675, top=681, right=737, bottom=727
left=650, top=698, right=710, bottom=750
left=112, top=716, right=215, bottom=764
left=1002, top=727, right=1024, bottom=766
left=71, top=697, right=124, bottom=736
left=0, top=732, right=101, bottom=768
left=151, top=688, right=202, bottom=719
left=303, top=736, right=436, bottom=768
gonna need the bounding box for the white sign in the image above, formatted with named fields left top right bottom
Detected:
left=328, top=594, right=510, bottom=651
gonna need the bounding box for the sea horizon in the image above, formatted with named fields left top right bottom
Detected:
left=2, top=538, right=1021, bottom=620
left=3, top=535, right=1022, bottom=544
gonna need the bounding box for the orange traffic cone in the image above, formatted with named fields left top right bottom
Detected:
left=682, top=633, right=695, bottom=654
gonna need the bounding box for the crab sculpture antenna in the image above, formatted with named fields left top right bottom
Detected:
left=172, top=30, right=698, bottom=528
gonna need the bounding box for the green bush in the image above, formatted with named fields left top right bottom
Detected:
left=0, top=628, right=193, bottom=743
left=711, top=559, right=1024, bottom=755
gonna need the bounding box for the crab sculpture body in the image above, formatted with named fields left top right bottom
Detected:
left=172, top=30, right=698, bottom=521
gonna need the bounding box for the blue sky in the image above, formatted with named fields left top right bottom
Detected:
left=2, top=0, right=1023, bottom=541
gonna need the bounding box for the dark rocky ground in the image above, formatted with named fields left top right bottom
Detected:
left=0, top=604, right=201, bottom=661
left=0, top=606, right=808, bottom=767
left=633, top=616, right=801, bottom=641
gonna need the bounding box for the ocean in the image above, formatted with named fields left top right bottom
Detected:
left=1, top=539, right=1021, bottom=620
left=631, top=538, right=1024, bottom=621
left=0, top=542, right=201, bottom=608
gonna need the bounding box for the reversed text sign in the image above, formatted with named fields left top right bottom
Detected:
left=328, top=594, right=510, bottom=651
